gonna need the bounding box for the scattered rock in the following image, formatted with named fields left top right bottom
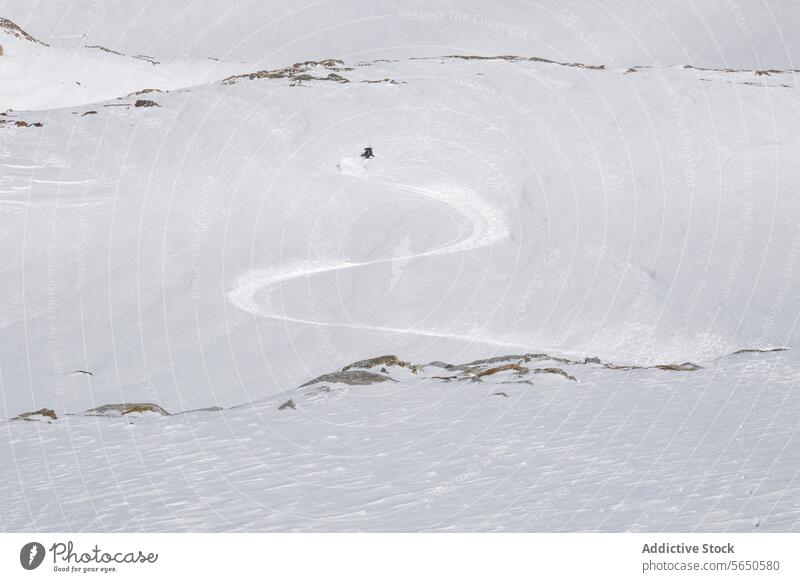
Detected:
left=300, top=370, right=397, bottom=388
left=433, top=54, right=605, bottom=70
left=127, top=88, right=162, bottom=97
left=278, top=399, right=296, bottom=411
left=133, top=54, right=159, bottom=65
left=342, top=355, right=412, bottom=372
left=532, top=367, right=577, bottom=382
left=731, top=347, right=788, bottom=356
left=654, top=362, right=702, bottom=372
left=0, top=18, right=48, bottom=46
left=14, top=408, right=57, bottom=421
left=84, top=403, right=170, bottom=416
left=177, top=406, right=224, bottom=414
left=222, top=59, right=352, bottom=85
left=85, top=45, right=124, bottom=56
left=134, top=99, right=159, bottom=108
left=360, top=78, right=400, bottom=84
left=601, top=360, right=701, bottom=372
left=474, top=363, right=528, bottom=379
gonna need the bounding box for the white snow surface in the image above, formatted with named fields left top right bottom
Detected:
left=1, top=6, right=800, bottom=531
left=3, top=350, right=799, bottom=532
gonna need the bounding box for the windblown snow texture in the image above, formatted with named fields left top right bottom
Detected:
left=1, top=3, right=799, bottom=532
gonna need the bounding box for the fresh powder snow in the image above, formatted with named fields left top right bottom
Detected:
left=1, top=2, right=799, bottom=532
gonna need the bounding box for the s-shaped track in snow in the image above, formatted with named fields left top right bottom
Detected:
left=227, top=167, right=511, bottom=344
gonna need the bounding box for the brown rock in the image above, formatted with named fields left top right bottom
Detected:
left=84, top=403, right=170, bottom=416
left=14, top=408, right=57, bottom=421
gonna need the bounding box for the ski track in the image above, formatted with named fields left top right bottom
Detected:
left=228, top=170, right=512, bottom=345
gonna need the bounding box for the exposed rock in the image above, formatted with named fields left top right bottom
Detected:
left=278, top=399, right=296, bottom=411
left=133, top=54, right=159, bottom=65
left=532, top=367, right=577, bottom=382
left=222, top=59, right=352, bottom=85
left=81, top=111, right=97, bottom=116
left=0, top=44, right=3, bottom=56
left=300, top=370, right=397, bottom=388
left=360, top=78, right=400, bottom=84
left=654, top=362, right=702, bottom=372
left=134, top=99, right=159, bottom=108
left=424, top=360, right=460, bottom=371
left=462, top=354, right=530, bottom=367
left=601, top=361, right=701, bottom=372
left=0, top=18, right=48, bottom=46
left=474, top=363, right=528, bottom=378
left=177, top=406, right=224, bottom=414
left=85, top=45, right=124, bottom=56
left=342, top=354, right=413, bottom=372
left=84, top=403, right=170, bottom=416
left=493, top=392, right=509, bottom=398
left=14, top=120, right=27, bottom=127
left=14, top=408, right=57, bottom=421
left=428, top=54, right=605, bottom=70
left=427, top=359, right=577, bottom=383
left=127, top=88, right=162, bottom=97
left=731, top=347, right=788, bottom=356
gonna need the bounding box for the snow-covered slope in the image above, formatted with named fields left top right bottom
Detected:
left=2, top=10, right=800, bottom=531
left=3, top=44, right=799, bottom=415
left=3, top=349, right=798, bottom=532
left=2, top=0, right=799, bottom=70
left=0, top=17, right=252, bottom=110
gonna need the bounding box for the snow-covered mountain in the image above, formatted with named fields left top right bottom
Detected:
left=2, top=0, right=799, bottom=69
left=1, top=4, right=799, bottom=532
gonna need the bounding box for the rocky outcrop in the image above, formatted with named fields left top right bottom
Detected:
left=0, top=18, right=47, bottom=46
left=299, top=370, right=397, bottom=388
left=85, top=45, right=124, bottom=56
left=176, top=406, right=224, bottom=414
left=342, top=354, right=416, bottom=372
left=14, top=408, right=57, bottom=421
left=416, top=54, right=605, bottom=70
left=430, top=361, right=577, bottom=383
left=134, top=99, right=159, bottom=108
left=127, top=88, right=162, bottom=97
left=278, top=399, right=296, bottom=411
left=532, top=367, right=577, bottom=382
left=84, top=403, right=170, bottom=416
left=222, top=59, right=352, bottom=85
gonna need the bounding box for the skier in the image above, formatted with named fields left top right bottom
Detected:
left=361, top=146, right=374, bottom=159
